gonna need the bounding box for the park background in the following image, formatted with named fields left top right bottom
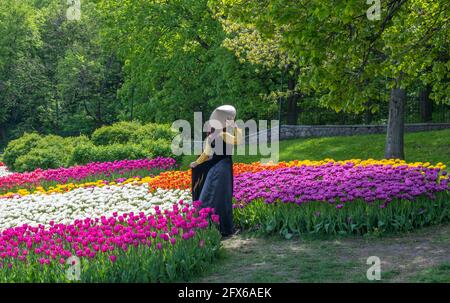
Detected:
left=0, top=0, right=449, bottom=282
left=0, top=0, right=449, bottom=151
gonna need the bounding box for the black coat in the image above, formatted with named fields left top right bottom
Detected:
left=191, top=136, right=234, bottom=236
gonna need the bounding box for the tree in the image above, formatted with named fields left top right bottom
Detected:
left=0, top=0, right=44, bottom=143
left=0, top=0, right=124, bottom=145
left=98, top=0, right=277, bottom=125
left=38, top=0, right=123, bottom=134
left=219, top=18, right=301, bottom=124
left=419, top=85, right=433, bottom=122
left=219, top=0, right=449, bottom=159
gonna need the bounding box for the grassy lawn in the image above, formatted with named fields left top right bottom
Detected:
left=410, top=263, right=450, bottom=282
left=193, top=224, right=450, bottom=283
left=184, top=129, right=450, bottom=283
left=181, top=128, right=450, bottom=169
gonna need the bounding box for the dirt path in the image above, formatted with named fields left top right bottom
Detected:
left=194, top=224, right=450, bottom=283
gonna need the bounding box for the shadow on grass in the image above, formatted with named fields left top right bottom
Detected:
left=192, top=224, right=450, bottom=283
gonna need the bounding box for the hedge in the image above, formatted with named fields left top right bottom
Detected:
left=3, top=122, right=180, bottom=172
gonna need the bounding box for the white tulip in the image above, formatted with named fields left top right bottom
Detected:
left=0, top=166, right=12, bottom=177
left=0, top=183, right=192, bottom=230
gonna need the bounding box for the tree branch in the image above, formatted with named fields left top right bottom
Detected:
left=195, top=35, right=210, bottom=50
left=357, top=0, right=409, bottom=76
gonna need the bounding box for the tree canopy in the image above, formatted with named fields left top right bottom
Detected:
left=0, top=0, right=448, bottom=157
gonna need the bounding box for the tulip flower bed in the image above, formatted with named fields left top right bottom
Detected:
left=0, top=157, right=177, bottom=195
left=0, top=185, right=191, bottom=230
left=232, top=163, right=450, bottom=237
left=0, top=158, right=222, bottom=283
left=234, top=163, right=448, bottom=205
left=0, top=157, right=448, bottom=282
left=0, top=162, right=11, bottom=178
left=0, top=201, right=221, bottom=283
left=146, top=159, right=449, bottom=237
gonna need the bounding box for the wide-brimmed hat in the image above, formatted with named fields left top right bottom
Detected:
left=206, top=105, right=236, bottom=131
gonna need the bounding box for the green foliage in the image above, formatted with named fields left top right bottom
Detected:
left=67, top=139, right=97, bottom=166
left=71, top=127, right=174, bottom=166
left=410, top=263, right=450, bottom=282
left=91, top=121, right=142, bottom=145
left=89, top=143, right=151, bottom=163
left=4, top=121, right=179, bottom=171
left=67, top=135, right=92, bottom=148
left=131, top=123, right=177, bottom=143
left=15, top=145, right=67, bottom=173
left=13, top=135, right=85, bottom=172
left=3, top=132, right=42, bottom=171
left=98, top=0, right=278, bottom=124
left=87, top=121, right=180, bottom=164
left=0, top=0, right=124, bottom=145
left=141, top=138, right=182, bottom=163
left=0, top=0, right=42, bottom=122
left=1, top=0, right=448, bottom=152
left=220, top=0, right=449, bottom=108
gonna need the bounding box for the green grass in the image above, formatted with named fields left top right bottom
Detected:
left=192, top=235, right=361, bottom=283
left=194, top=224, right=450, bottom=283
left=181, top=129, right=450, bottom=169
left=410, top=263, right=450, bottom=282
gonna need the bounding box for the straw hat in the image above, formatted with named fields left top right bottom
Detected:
left=206, top=105, right=236, bottom=131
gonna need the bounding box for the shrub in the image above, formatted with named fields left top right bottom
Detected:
left=3, top=122, right=180, bottom=172
left=91, top=121, right=142, bottom=146
left=67, top=139, right=97, bottom=166
left=3, top=133, right=42, bottom=171
left=14, top=135, right=72, bottom=172
left=90, top=143, right=151, bottom=163
left=69, top=142, right=151, bottom=165
left=142, top=138, right=182, bottom=163
left=131, top=123, right=177, bottom=143
left=66, top=135, right=91, bottom=147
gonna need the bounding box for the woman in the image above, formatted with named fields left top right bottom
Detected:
left=190, top=105, right=243, bottom=237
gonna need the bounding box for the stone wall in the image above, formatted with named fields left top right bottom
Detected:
left=279, top=123, right=450, bottom=140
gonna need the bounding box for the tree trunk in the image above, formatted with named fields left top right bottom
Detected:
left=364, top=98, right=373, bottom=124
left=286, top=77, right=299, bottom=125
left=0, top=125, right=6, bottom=147
left=385, top=88, right=406, bottom=159
left=419, top=85, right=432, bottom=122
left=55, top=99, right=60, bottom=133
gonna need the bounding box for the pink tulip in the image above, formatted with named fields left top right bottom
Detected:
left=0, top=200, right=216, bottom=269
